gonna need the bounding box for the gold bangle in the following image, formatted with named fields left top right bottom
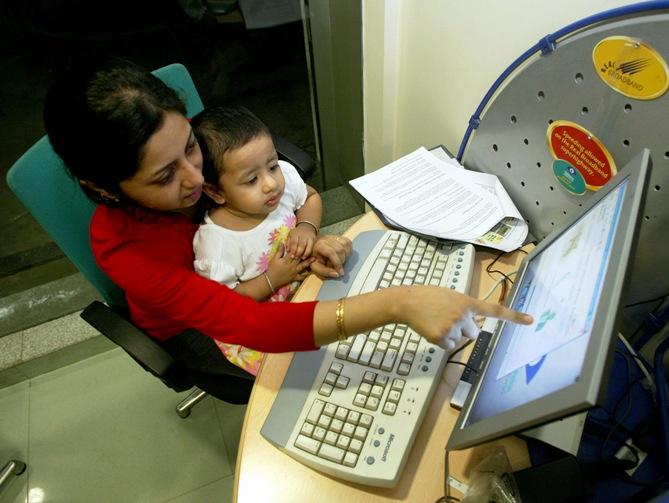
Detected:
left=335, top=298, right=347, bottom=341
left=263, top=272, right=275, bottom=293
left=296, top=220, right=319, bottom=235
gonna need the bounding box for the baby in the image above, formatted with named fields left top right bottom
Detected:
left=192, top=105, right=323, bottom=374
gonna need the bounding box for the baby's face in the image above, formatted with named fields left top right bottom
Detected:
left=216, top=133, right=285, bottom=219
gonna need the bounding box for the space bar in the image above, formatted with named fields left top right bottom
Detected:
left=348, top=259, right=387, bottom=296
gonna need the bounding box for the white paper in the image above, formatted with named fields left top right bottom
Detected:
left=350, top=148, right=528, bottom=251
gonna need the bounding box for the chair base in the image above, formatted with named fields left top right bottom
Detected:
left=176, top=388, right=208, bottom=418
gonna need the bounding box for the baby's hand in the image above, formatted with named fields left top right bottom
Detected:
left=267, top=244, right=313, bottom=288
left=286, top=223, right=318, bottom=259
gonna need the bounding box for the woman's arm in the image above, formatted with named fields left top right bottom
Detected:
left=313, top=285, right=533, bottom=349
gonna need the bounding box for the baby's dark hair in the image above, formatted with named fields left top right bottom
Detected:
left=191, top=105, right=271, bottom=184
left=44, top=57, right=187, bottom=205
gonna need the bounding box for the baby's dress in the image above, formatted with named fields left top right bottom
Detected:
left=193, top=161, right=308, bottom=376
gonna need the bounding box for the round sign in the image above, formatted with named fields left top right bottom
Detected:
left=592, top=36, right=669, bottom=100
left=546, top=120, right=616, bottom=191
left=552, top=159, right=586, bottom=195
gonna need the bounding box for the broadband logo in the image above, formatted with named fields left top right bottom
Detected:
left=592, top=36, right=668, bottom=100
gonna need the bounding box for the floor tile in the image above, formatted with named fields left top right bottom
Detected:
left=213, top=401, right=247, bottom=470
left=0, top=382, right=30, bottom=503
left=26, top=350, right=231, bottom=503
left=166, top=475, right=233, bottom=503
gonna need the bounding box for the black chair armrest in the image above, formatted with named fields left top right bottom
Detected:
left=272, top=133, right=315, bottom=180
left=80, top=301, right=193, bottom=391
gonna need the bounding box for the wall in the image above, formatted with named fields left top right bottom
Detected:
left=362, top=0, right=636, bottom=172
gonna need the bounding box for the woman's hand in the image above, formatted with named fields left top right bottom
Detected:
left=310, top=235, right=352, bottom=278
left=397, top=285, right=533, bottom=349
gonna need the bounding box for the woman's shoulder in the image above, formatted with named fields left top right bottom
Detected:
left=92, top=205, right=196, bottom=248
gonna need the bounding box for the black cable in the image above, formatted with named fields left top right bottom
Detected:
left=625, top=292, right=669, bottom=309
left=446, top=339, right=473, bottom=363
left=486, top=250, right=514, bottom=285
left=446, top=360, right=479, bottom=374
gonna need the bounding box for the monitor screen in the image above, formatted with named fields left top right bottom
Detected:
left=447, top=149, right=651, bottom=451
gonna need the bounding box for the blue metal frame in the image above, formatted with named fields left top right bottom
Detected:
left=457, top=1, right=669, bottom=161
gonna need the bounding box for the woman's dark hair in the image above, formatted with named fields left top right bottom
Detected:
left=43, top=57, right=187, bottom=205
left=191, top=105, right=271, bottom=185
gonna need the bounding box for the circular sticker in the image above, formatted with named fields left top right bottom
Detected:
left=553, top=159, right=586, bottom=195
left=592, top=36, right=669, bottom=100
left=546, top=120, right=616, bottom=191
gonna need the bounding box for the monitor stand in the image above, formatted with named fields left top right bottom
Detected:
left=520, top=412, right=588, bottom=455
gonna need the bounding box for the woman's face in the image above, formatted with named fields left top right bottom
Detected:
left=119, top=112, right=204, bottom=214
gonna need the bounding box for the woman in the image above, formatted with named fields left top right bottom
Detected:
left=43, top=58, right=532, bottom=382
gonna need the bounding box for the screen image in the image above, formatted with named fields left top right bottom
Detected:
left=463, top=179, right=628, bottom=426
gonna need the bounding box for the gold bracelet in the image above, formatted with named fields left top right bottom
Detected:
left=263, top=272, right=275, bottom=293
left=335, top=298, right=347, bottom=341
left=296, top=220, right=319, bottom=235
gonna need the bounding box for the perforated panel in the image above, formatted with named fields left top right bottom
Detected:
left=460, top=10, right=669, bottom=309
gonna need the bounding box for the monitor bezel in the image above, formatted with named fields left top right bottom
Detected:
left=447, top=148, right=652, bottom=451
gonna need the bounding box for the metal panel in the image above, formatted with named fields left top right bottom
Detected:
left=461, top=11, right=669, bottom=310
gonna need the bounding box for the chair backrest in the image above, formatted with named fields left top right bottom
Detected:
left=6, top=63, right=204, bottom=307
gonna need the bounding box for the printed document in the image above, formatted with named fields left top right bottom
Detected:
left=349, top=147, right=528, bottom=251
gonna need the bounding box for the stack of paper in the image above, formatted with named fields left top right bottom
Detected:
left=349, top=147, right=528, bottom=252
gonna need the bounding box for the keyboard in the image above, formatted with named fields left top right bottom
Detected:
left=261, top=230, right=476, bottom=487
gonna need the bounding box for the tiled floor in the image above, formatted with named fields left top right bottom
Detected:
left=0, top=348, right=245, bottom=503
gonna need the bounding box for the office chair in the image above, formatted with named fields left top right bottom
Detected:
left=7, top=63, right=314, bottom=417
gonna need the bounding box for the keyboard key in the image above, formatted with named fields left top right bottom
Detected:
left=359, top=414, right=373, bottom=428
left=301, top=422, right=315, bottom=436
left=335, top=376, right=349, bottom=389
left=354, top=426, right=369, bottom=441
left=343, top=451, right=358, bottom=467
left=353, top=394, right=367, bottom=408
left=324, top=431, right=338, bottom=445
left=348, top=334, right=366, bottom=361
left=346, top=410, right=360, bottom=424
left=295, top=435, right=322, bottom=455
left=375, top=375, right=389, bottom=387
left=306, top=400, right=325, bottom=424
left=381, top=349, right=398, bottom=371
left=387, top=390, right=401, bottom=403
left=329, top=362, right=343, bottom=374
left=398, top=362, right=411, bottom=375
left=365, top=397, right=380, bottom=410
left=318, top=383, right=333, bottom=396
left=324, top=372, right=337, bottom=385
left=335, top=407, right=349, bottom=421
left=330, top=418, right=344, bottom=433
left=335, top=344, right=350, bottom=359
left=391, top=379, right=405, bottom=391
left=324, top=403, right=337, bottom=416
left=342, top=422, right=356, bottom=437
left=336, top=435, right=351, bottom=450
left=313, top=427, right=327, bottom=441
left=382, top=402, right=397, bottom=415
left=370, top=385, right=384, bottom=398
left=317, top=415, right=332, bottom=429
left=359, top=383, right=372, bottom=395
left=362, top=371, right=376, bottom=384
left=318, top=444, right=346, bottom=464
left=349, top=439, right=363, bottom=454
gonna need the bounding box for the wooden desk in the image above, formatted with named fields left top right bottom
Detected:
left=234, top=212, right=531, bottom=502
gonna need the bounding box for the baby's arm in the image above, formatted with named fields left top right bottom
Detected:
left=287, top=185, right=322, bottom=259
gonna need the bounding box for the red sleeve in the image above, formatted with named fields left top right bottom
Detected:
left=91, top=208, right=318, bottom=352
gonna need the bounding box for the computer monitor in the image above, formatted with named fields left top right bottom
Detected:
left=447, top=149, right=652, bottom=451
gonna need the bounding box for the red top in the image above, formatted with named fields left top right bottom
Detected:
left=90, top=205, right=318, bottom=352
